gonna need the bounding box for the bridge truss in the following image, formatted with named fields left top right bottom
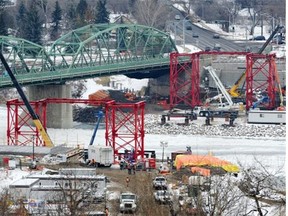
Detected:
left=0, top=24, right=177, bottom=88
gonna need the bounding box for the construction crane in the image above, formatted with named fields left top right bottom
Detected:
left=0, top=52, right=54, bottom=147
left=228, top=25, right=284, bottom=97
left=204, top=66, right=234, bottom=107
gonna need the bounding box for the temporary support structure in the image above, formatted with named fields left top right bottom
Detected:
left=6, top=98, right=145, bottom=160
left=170, top=51, right=248, bottom=109
left=105, top=101, right=145, bottom=160
left=246, top=53, right=277, bottom=110
left=6, top=98, right=108, bottom=146
left=170, top=51, right=279, bottom=111
left=170, top=52, right=200, bottom=108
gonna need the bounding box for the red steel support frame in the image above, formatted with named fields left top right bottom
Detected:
left=105, top=101, right=145, bottom=161
left=170, top=52, right=199, bottom=108
left=246, top=53, right=277, bottom=110
left=6, top=98, right=109, bottom=146
left=170, top=51, right=249, bottom=109
left=6, top=98, right=145, bottom=160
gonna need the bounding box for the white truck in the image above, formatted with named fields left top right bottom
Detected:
left=87, top=145, right=114, bottom=167
left=119, top=192, right=137, bottom=213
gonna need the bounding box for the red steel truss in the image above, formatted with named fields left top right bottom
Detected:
left=170, top=52, right=198, bottom=108
left=170, top=51, right=248, bottom=109
left=105, top=101, right=145, bottom=160
left=6, top=98, right=145, bottom=160
left=246, top=53, right=277, bottom=110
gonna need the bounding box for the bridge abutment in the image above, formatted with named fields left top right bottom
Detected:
left=28, top=84, right=73, bottom=129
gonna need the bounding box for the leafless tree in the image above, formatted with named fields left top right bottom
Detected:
left=238, top=158, right=286, bottom=216
left=132, top=0, right=172, bottom=30
left=43, top=172, right=104, bottom=215
left=107, top=0, right=130, bottom=14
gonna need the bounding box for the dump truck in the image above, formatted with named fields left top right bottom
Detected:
left=119, top=192, right=137, bottom=213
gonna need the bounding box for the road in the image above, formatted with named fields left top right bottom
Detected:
left=170, top=10, right=269, bottom=52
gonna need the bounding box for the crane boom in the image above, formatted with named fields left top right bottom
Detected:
left=228, top=25, right=283, bottom=97
left=0, top=52, right=54, bottom=147
left=204, top=66, right=233, bottom=106
left=89, top=110, right=104, bottom=146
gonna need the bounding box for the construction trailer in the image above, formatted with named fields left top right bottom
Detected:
left=247, top=109, right=286, bottom=124
left=87, top=145, right=114, bottom=167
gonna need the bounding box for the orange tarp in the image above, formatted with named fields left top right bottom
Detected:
left=191, top=167, right=211, bottom=176
left=174, top=154, right=239, bottom=173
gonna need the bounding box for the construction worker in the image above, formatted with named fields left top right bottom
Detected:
left=126, top=176, right=130, bottom=187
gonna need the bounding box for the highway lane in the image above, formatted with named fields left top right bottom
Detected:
left=171, top=17, right=268, bottom=52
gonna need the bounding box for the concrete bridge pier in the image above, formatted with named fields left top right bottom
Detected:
left=28, top=84, right=73, bottom=129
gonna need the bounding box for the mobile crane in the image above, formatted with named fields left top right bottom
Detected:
left=0, top=52, right=54, bottom=147
left=228, top=25, right=284, bottom=98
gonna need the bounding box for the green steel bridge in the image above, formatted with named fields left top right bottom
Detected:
left=0, top=24, right=178, bottom=89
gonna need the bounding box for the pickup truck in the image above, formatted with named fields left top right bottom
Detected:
left=152, top=176, right=168, bottom=190
left=154, top=190, right=172, bottom=204
left=119, top=192, right=137, bottom=213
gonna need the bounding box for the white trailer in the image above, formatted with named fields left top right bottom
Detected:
left=88, top=145, right=114, bottom=167
left=248, top=110, right=286, bottom=124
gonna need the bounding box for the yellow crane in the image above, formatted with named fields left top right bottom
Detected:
left=228, top=25, right=284, bottom=98
left=0, top=52, right=54, bottom=147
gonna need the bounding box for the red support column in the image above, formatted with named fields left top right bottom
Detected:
left=6, top=99, right=46, bottom=146
left=105, top=101, right=145, bottom=161
left=170, top=52, right=198, bottom=109
left=246, top=53, right=277, bottom=110
left=191, top=53, right=201, bottom=107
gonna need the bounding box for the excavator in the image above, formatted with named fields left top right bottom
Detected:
left=228, top=25, right=284, bottom=98
left=0, top=52, right=54, bottom=148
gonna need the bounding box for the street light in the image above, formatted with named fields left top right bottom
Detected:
left=32, top=135, right=35, bottom=161
left=173, top=14, right=190, bottom=50
left=160, top=141, right=168, bottom=163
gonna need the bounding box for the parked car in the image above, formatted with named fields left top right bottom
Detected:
left=213, top=33, right=220, bottom=39
left=186, top=26, right=192, bottom=30
left=153, top=176, right=168, bottom=190
left=154, top=190, right=173, bottom=204
left=252, top=35, right=266, bottom=41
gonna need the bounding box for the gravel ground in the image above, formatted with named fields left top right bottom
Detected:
left=144, top=114, right=286, bottom=138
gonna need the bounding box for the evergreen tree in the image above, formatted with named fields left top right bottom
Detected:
left=95, top=0, right=110, bottom=24
left=16, top=1, right=28, bottom=38
left=0, top=0, right=8, bottom=35
left=51, top=1, right=62, bottom=40
left=25, top=0, right=43, bottom=44
left=66, top=3, right=77, bottom=29
left=76, top=0, right=88, bottom=19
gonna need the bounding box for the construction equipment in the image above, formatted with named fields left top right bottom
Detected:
left=204, top=66, right=234, bottom=107
left=87, top=110, right=114, bottom=167
left=0, top=52, right=54, bottom=147
left=228, top=25, right=284, bottom=97
left=89, top=110, right=104, bottom=146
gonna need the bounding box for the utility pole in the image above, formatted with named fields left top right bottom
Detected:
left=160, top=141, right=168, bottom=163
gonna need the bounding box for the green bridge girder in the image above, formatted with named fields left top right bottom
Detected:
left=0, top=24, right=177, bottom=89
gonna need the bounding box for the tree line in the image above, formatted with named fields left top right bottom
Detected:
left=0, top=0, right=285, bottom=45
left=0, top=0, right=110, bottom=44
